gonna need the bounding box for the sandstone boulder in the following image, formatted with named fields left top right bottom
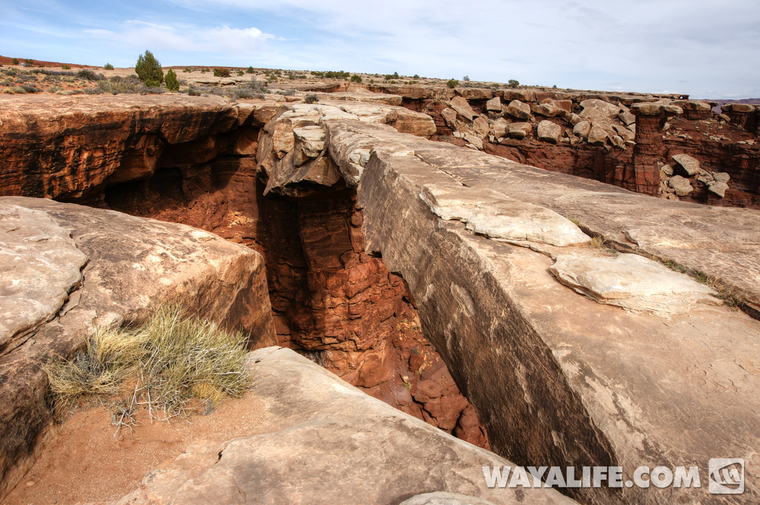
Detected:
left=672, top=153, right=701, bottom=176
left=485, top=96, right=501, bottom=112
left=114, top=347, right=575, bottom=505
left=708, top=181, right=729, bottom=198
left=0, top=197, right=275, bottom=499
left=505, top=100, right=531, bottom=120
left=533, top=102, right=564, bottom=117
left=572, top=120, right=591, bottom=139
left=587, top=124, right=609, bottom=145
left=489, top=118, right=509, bottom=138
left=714, top=172, right=731, bottom=184
left=472, top=116, right=490, bottom=138
left=537, top=120, right=561, bottom=144
left=450, top=96, right=476, bottom=122
left=668, top=174, right=693, bottom=196
left=579, top=99, right=620, bottom=120
left=442, top=107, right=458, bottom=129
left=293, top=126, right=326, bottom=161
left=507, top=122, right=533, bottom=139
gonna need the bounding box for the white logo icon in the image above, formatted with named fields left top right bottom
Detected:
left=708, top=458, right=744, bottom=495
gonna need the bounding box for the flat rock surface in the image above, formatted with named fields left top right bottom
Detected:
left=114, top=347, right=577, bottom=505
left=0, top=197, right=275, bottom=500
left=0, top=205, right=87, bottom=352
left=549, top=253, right=718, bottom=315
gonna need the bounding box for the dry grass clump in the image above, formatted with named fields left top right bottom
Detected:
left=44, top=305, right=253, bottom=431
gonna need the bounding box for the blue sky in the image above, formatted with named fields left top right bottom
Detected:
left=2, top=0, right=759, bottom=98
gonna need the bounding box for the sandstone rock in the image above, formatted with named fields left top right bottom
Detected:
left=631, top=102, right=683, bottom=117
left=668, top=174, right=693, bottom=196
left=671, top=153, right=700, bottom=176
left=0, top=95, right=242, bottom=200
left=506, top=122, right=531, bottom=140
left=708, top=181, right=729, bottom=198
left=723, top=103, right=755, bottom=113
left=572, top=121, right=591, bottom=139
left=456, top=88, right=493, bottom=100
left=342, top=120, right=760, bottom=504
left=587, top=124, right=609, bottom=145
left=489, top=118, right=508, bottom=138
left=418, top=183, right=589, bottom=247
left=0, top=197, right=275, bottom=499
left=472, top=116, right=490, bottom=138
left=400, top=492, right=497, bottom=505
left=537, top=120, right=561, bottom=144
left=485, top=96, right=501, bottom=112
left=114, top=347, right=575, bottom=505
left=532, top=102, right=564, bottom=117
left=442, top=108, right=458, bottom=129
left=293, top=126, right=326, bottom=167
left=713, top=171, right=731, bottom=184
left=660, top=164, right=674, bottom=176
left=505, top=100, right=530, bottom=120
left=579, top=99, right=620, bottom=120
left=550, top=253, right=718, bottom=315
left=463, top=133, right=483, bottom=150
left=502, top=89, right=535, bottom=102
left=612, top=124, right=635, bottom=142
left=0, top=205, right=87, bottom=352
left=450, top=96, right=476, bottom=122
left=617, top=105, right=636, bottom=126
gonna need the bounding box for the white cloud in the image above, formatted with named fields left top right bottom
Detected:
left=83, top=20, right=275, bottom=55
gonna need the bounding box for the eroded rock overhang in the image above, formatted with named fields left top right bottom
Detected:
left=262, top=102, right=760, bottom=504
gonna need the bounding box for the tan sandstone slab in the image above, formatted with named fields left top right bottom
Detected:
left=113, top=347, right=577, bottom=505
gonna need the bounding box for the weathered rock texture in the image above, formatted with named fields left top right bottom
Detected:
left=0, top=95, right=488, bottom=455
left=3, top=93, right=760, bottom=505
left=113, top=347, right=576, bottom=505
left=381, top=86, right=759, bottom=208
left=277, top=118, right=759, bottom=504
left=0, top=196, right=275, bottom=500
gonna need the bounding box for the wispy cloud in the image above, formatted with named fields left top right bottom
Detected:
left=82, top=21, right=274, bottom=55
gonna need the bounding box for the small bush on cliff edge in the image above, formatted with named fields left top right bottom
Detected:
left=44, top=305, right=253, bottom=430
left=135, top=50, right=164, bottom=87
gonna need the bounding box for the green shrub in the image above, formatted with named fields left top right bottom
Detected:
left=61, top=64, right=70, bottom=70
left=507, top=79, right=520, bottom=88
left=183, top=67, right=191, bottom=73
left=77, top=69, right=103, bottom=81
left=165, top=68, right=179, bottom=91
left=44, top=305, right=253, bottom=425
left=25, top=58, right=34, bottom=65
left=246, top=66, right=254, bottom=74
left=413, top=74, right=420, bottom=79
left=104, top=63, right=114, bottom=70
left=350, top=74, right=362, bottom=83
left=135, top=50, right=163, bottom=87
left=200, top=68, right=208, bottom=74
left=304, top=93, right=319, bottom=104
left=447, top=79, right=459, bottom=88
left=213, top=67, right=231, bottom=77
left=237, top=70, right=244, bottom=76
left=11, top=58, right=19, bottom=65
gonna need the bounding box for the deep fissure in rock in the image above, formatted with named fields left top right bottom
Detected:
left=102, top=124, right=490, bottom=449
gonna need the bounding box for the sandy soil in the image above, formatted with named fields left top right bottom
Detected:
left=2, top=391, right=265, bottom=505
